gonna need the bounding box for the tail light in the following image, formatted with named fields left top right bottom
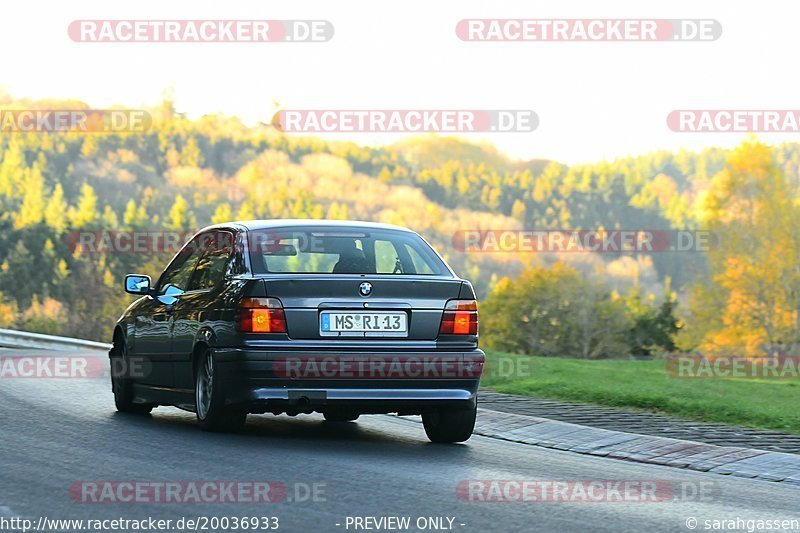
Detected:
left=237, top=297, right=287, bottom=333
left=439, top=299, right=478, bottom=335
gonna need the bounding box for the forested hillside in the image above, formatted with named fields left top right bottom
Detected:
left=0, top=95, right=797, bottom=357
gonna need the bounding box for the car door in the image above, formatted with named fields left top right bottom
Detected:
left=134, top=236, right=204, bottom=388
left=171, top=230, right=235, bottom=390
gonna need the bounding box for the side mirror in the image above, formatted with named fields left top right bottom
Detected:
left=125, top=274, right=151, bottom=295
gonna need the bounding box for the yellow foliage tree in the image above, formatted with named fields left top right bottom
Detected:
left=680, top=139, right=800, bottom=356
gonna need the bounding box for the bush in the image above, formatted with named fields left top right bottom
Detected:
left=481, top=263, right=677, bottom=359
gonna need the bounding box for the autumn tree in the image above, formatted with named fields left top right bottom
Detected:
left=15, top=164, right=45, bottom=228
left=167, top=194, right=196, bottom=230
left=68, top=183, right=100, bottom=228
left=44, top=183, right=68, bottom=233
left=212, top=202, right=233, bottom=224
left=679, top=140, right=800, bottom=356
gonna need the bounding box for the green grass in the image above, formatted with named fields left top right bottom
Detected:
left=482, top=350, right=800, bottom=434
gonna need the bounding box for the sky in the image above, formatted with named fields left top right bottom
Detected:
left=1, top=0, right=797, bottom=164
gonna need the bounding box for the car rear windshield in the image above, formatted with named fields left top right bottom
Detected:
left=248, top=228, right=449, bottom=275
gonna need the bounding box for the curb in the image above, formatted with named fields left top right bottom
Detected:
left=470, top=408, right=800, bottom=483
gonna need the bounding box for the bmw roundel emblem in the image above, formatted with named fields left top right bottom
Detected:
left=359, top=282, right=373, bottom=297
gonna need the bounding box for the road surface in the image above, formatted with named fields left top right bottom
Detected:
left=1, top=348, right=799, bottom=533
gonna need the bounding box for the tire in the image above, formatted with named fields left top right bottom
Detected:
left=422, top=404, right=477, bottom=443
left=195, top=348, right=246, bottom=432
left=323, top=411, right=360, bottom=422
left=110, top=339, right=153, bottom=415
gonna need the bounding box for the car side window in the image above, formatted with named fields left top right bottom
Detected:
left=158, top=236, right=204, bottom=292
left=188, top=231, right=234, bottom=291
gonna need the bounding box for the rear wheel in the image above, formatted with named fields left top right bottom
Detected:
left=422, top=404, right=476, bottom=443
left=111, top=340, right=153, bottom=415
left=323, top=411, right=360, bottom=422
left=195, top=348, right=246, bottom=432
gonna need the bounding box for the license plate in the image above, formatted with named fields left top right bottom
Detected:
left=320, top=311, right=407, bottom=337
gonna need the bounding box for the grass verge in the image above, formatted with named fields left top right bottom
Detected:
left=482, top=350, right=800, bottom=434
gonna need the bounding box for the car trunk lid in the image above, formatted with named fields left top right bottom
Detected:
left=261, top=276, right=462, bottom=340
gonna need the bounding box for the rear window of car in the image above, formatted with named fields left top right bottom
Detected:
left=248, top=228, right=449, bottom=275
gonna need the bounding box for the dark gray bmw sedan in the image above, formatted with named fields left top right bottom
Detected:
left=111, top=220, right=484, bottom=442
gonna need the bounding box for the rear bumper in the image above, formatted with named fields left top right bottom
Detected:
left=212, top=347, right=484, bottom=415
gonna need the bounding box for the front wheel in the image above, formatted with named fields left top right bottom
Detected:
left=111, top=341, right=153, bottom=415
left=195, top=348, right=246, bottom=432
left=422, top=404, right=477, bottom=443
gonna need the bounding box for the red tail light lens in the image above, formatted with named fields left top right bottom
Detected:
left=237, top=298, right=287, bottom=333
left=439, top=299, right=478, bottom=335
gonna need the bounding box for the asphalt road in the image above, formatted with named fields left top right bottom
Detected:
left=2, top=348, right=800, bottom=533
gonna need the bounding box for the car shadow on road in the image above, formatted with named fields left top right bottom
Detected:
left=110, top=409, right=474, bottom=455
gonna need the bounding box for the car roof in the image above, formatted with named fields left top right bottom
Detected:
left=201, top=219, right=416, bottom=233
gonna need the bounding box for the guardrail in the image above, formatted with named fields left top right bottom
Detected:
left=0, top=329, right=111, bottom=352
